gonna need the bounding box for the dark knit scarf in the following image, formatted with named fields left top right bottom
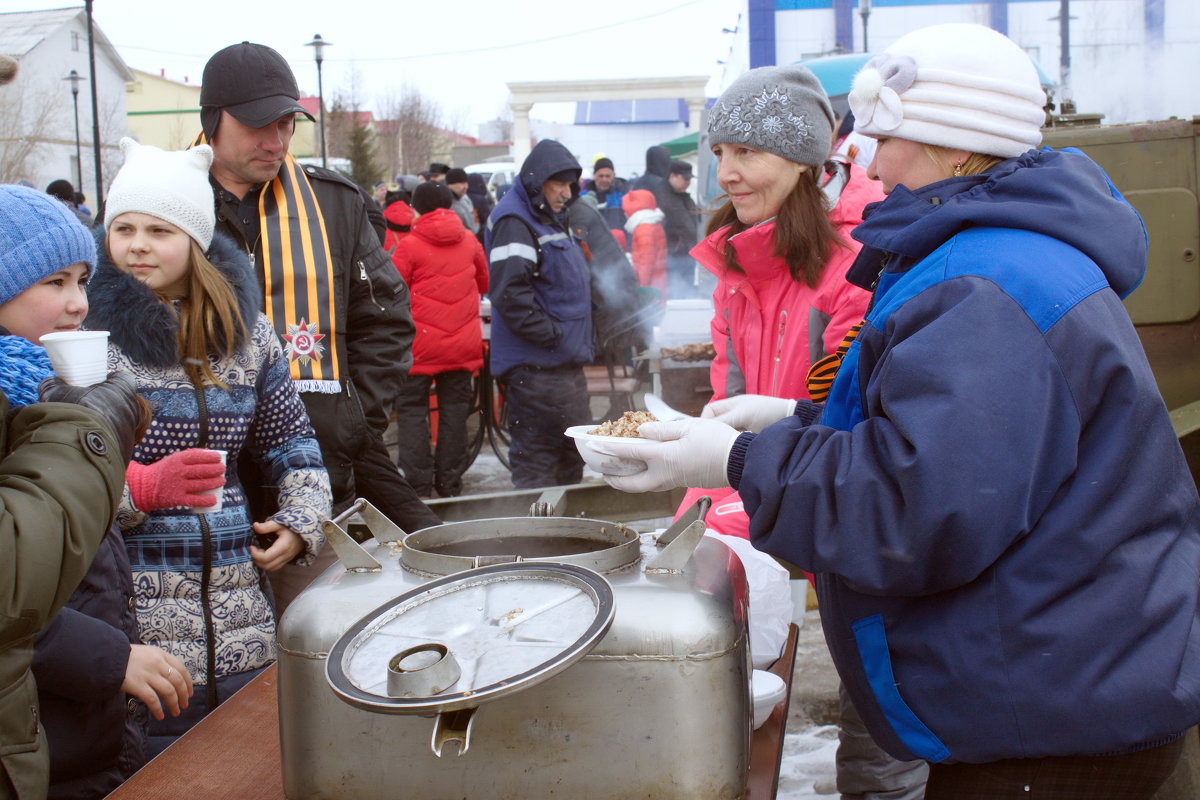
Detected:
left=192, top=132, right=341, bottom=393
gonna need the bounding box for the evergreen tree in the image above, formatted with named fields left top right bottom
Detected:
left=346, top=118, right=382, bottom=193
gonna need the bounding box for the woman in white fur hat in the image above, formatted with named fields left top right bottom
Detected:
left=85, top=138, right=331, bottom=754
left=592, top=23, right=1200, bottom=797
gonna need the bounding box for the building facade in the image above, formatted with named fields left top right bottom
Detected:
left=0, top=7, right=133, bottom=199
left=727, top=0, right=1196, bottom=125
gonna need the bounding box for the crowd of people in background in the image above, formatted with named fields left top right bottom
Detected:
left=4, top=17, right=1200, bottom=800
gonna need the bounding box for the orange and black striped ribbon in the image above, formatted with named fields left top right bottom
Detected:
left=191, top=133, right=340, bottom=388
left=806, top=320, right=863, bottom=403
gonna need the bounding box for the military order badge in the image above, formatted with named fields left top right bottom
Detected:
left=284, top=319, right=326, bottom=366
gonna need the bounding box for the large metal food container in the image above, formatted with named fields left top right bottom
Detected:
left=276, top=501, right=751, bottom=799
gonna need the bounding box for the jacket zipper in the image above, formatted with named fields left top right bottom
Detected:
left=192, top=381, right=220, bottom=712
left=770, top=309, right=788, bottom=397
left=359, top=260, right=385, bottom=311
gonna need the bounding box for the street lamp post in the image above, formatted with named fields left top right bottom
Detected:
left=859, top=0, right=872, bottom=53
left=1058, top=0, right=1072, bottom=108
left=305, top=34, right=331, bottom=169
left=84, top=0, right=103, bottom=209
left=63, top=69, right=84, bottom=191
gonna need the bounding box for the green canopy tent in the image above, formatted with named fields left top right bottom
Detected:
left=660, top=130, right=699, bottom=158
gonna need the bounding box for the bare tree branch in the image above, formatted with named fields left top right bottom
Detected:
left=375, top=84, right=444, bottom=174
left=0, top=79, right=66, bottom=183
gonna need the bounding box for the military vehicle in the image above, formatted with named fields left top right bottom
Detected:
left=1042, top=115, right=1200, bottom=484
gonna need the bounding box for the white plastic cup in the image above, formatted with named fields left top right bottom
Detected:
left=39, top=330, right=110, bottom=387
left=192, top=449, right=227, bottom=514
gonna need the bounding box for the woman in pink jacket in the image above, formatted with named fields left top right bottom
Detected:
left=677, top=65, right=883, bottom=541
left=391, top=181, right=488, bottom=498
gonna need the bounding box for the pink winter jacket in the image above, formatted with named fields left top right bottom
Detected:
left=678, top=165, right=883, bottom=538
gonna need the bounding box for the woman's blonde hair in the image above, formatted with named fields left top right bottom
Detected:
left=706, top=167, right=847, bottom=289
left=921, top=145, right=1004, bottom=178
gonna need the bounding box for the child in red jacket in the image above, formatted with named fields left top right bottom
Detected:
left=383, top=187, right=416, bottom=260
left=621, top=189, right=667, bottom=298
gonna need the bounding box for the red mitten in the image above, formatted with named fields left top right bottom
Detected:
left=126, top=449, right=226, bottom=512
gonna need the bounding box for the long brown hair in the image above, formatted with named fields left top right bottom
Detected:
left=706, top=167, right=846, bottom=289
left=173, top=240, right=248, bottom=390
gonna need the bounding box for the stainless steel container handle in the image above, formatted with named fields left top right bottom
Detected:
left=528, top=486, right=567, bottom=517
left=321, top=518, right=381, bottom=573
left=645, top=519, right=707, bottom=573
left=357, top=499, right=411, bottom=544
left=431, top=707, right=477, bottom=757
left=320, top=498, right=411, bottom=572
left=658, top=495, right=711, bottom=546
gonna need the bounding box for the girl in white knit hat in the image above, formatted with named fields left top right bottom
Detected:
left=86, top=138, right=331, bottom=755
left=592, top=23, right=1200, bottom=797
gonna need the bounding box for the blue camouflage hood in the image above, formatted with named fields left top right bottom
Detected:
left=848, top=148, right=1148, bottom=299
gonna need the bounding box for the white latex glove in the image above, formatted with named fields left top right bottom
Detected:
left=588, top=417, right=741, bottom=493
left=701, top=394, right=797, bottom=433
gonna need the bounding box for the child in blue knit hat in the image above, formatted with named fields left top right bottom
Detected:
left=0, top=184, right=194, bottom=799
left=0, top=184, right=96, bottom=405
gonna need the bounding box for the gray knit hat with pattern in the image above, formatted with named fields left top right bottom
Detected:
left=0, top=185, right=96, bottom=307
left=707, top=65, right=835, bottom=169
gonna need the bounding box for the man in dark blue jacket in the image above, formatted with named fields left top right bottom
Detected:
left=485, top=140, right=595, bottom=487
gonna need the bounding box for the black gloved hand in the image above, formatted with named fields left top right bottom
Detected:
left=38, top=372, right=146, bottom=463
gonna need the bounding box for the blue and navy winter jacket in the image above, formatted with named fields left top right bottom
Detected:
left=730, top=148, right=1200, bottom=764
left=485, top=140, right=595, bottom=377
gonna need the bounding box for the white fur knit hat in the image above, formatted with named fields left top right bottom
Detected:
left=849, top=24, right=1046, bottom=159
left=105, top=138, right=216, bottom=248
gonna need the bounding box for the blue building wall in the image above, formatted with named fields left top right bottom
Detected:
left=749, top=0, right=778, bottom=67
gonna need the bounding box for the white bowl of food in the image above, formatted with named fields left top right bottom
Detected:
left=565, top=413, right=662, bottom=476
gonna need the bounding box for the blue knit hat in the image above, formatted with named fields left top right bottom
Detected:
left=0, top=185, right=96, bottom=307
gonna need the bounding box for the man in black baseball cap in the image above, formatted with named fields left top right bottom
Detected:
left=197, top=41, right=439, bottom=624
left=199, top=42, right=316, bottom=195
left=657, top=160, right=701, bottom=297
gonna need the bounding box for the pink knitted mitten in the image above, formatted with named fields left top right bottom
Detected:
left=126, top=449, right=226, bottom=511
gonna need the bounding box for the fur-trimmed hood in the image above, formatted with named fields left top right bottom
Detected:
left=86, top=230, right=261, bottom=368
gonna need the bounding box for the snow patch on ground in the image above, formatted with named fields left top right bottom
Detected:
left=778, top=725, right=840, bottom=798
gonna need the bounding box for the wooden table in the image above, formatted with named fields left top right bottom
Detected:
left=109, top=624, right=800, bottom=800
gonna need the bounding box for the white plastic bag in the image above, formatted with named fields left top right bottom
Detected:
left=705, top=532, right=794, bottom=669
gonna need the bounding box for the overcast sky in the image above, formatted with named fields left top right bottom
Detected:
left=3, top=0, right=739, bottom=135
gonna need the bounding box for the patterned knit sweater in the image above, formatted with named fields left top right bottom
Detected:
left=85, top=232, right=331, bottom=686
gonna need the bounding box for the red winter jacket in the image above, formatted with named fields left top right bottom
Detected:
left=391, top=208, right=488, bottom=376
left=621, top=189, right=667, bottom=296
left=677, top=165, right=882, bottom=538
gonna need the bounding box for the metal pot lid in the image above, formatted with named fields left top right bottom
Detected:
left=325, top=561, right=615, bottom=715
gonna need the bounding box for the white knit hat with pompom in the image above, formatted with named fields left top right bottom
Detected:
left=105, top=138, right=216, bottom=248
left=849, top=23, right=1046, bottom=159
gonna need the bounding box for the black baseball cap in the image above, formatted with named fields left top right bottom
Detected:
left=669, top=160, right=694, bottom=179
left=200, top=42, right=314, bottom=128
